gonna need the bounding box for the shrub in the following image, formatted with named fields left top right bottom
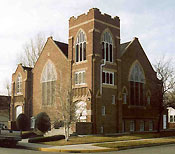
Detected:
left=22, top=131, right=42, bottom=139
left=54, top=120, right=64, bottom=129
left=28, top=135, right=65, bottom=143
left=16, top=113, right=29, bottom=131
left=35, top=112, right=51, bottom=133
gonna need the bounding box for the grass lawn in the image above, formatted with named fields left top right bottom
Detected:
left=94, top=137, right=175, bottom=149
left=40, top=131, right=175, bottom=146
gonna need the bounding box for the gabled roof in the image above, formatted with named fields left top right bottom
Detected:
left=120, top=41, right=131, bottom=57
left=54, top=40, right=68, bottom=58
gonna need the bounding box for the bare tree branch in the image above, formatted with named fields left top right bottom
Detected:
left=154, top=56, right=175, bottom=106
left=18, top=33, right=46, bottom=67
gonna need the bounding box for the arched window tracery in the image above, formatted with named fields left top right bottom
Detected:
left=75, top=30, right=86, bottom=62
left=41, top=60, right=57, bottom=105
left=129, top=63, right=145, bottom=106
left=102, top=31, right=113, bottom=62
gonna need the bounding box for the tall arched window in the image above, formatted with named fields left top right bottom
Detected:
left=16, top=74, right=22, bottom=94
left=129, top=63, right=145, bottom=106
left=102, top=31, right=113, bottom=62
left=41, top=61, right=57, bottom=105
left=75, top=30, right=86, bottom=62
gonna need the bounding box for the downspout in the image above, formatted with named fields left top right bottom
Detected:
left=100, top=59, right=106, bottom=95
left=100, top=59, right=106, bottom=134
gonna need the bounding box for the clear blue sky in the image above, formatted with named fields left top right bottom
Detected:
left=0, top=0, right=174, bottom=94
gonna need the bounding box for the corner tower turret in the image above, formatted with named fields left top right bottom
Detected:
left=68, top=8, right=120, bottom=134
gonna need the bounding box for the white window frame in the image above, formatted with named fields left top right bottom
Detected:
left=102, top=106, right=105, bottom=116
left=163, top=115, right=167, bottom=129
left=30, top=117, right=35, bottom=129
left=75, top=70, right=86, bottom=85
left=170, top=115, right=173, bottom=123
left=130, top=120, right=135, bottom=132
left=102, top=70, right=114, bottom=85
left=112, top=95, right=115, bottom=104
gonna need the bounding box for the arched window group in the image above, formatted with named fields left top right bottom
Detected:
left=75, top=30, right=86, bottom=62
left=16, top=74, right=22, bottom=94
left=41, top=61, right=57, bottom=105
left=129, top=63, right=145, bottom=106
left=102, top=31, right=113, bottom=62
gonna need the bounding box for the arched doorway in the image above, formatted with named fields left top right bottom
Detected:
left=76, top=101, right=87, bottom=122
left=16, top=105, right=22, bottom=119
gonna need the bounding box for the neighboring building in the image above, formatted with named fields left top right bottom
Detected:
left=167, top=107, right=175, bottom=129
left=10, top=64, right=32, bottom=121
left=10, top=8, right=166, bottom=134
left=0, top=95, right=10, bottom=127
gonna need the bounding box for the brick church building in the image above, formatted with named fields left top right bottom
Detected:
left=10, top=8, right=166, bottom=134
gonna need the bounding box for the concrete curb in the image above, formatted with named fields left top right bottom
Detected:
left=19, top=141, right=175, bottom=153
left=41, top=148, right=117, bottom=153
left=21, top=146, right=117, bottom=153
left=118, top=142, right=175, bottom=151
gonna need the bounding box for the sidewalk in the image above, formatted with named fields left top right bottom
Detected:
left=18, top=139, right=115, bottom=153
left=18, top=137, right=175, bottom=153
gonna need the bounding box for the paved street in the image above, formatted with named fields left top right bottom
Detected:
left=0, top=146, right=64, bottom=154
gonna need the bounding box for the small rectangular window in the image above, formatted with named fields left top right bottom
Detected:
left=149, top=120, right=153, bottom=131
left=102, top=106, right=105, bottom=116
left=102, top=71, right=114, bottom=85
left=100, top=126, right=104, bottom=134
left=75, top=71, right=86, bottom=85
left=112, top=95, right=115, bottom=104
left=130, top=120, right=135, bottom=132
left=140, top=121, right=144, bottom=132
left=170, top=115, right=173, bottom=122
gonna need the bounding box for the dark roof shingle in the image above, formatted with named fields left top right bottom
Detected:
left=119, top=41, right=131, bottom=57
left=22, top=66, right=33, bottom=71
left=54, top=40, right=68, bottom=58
